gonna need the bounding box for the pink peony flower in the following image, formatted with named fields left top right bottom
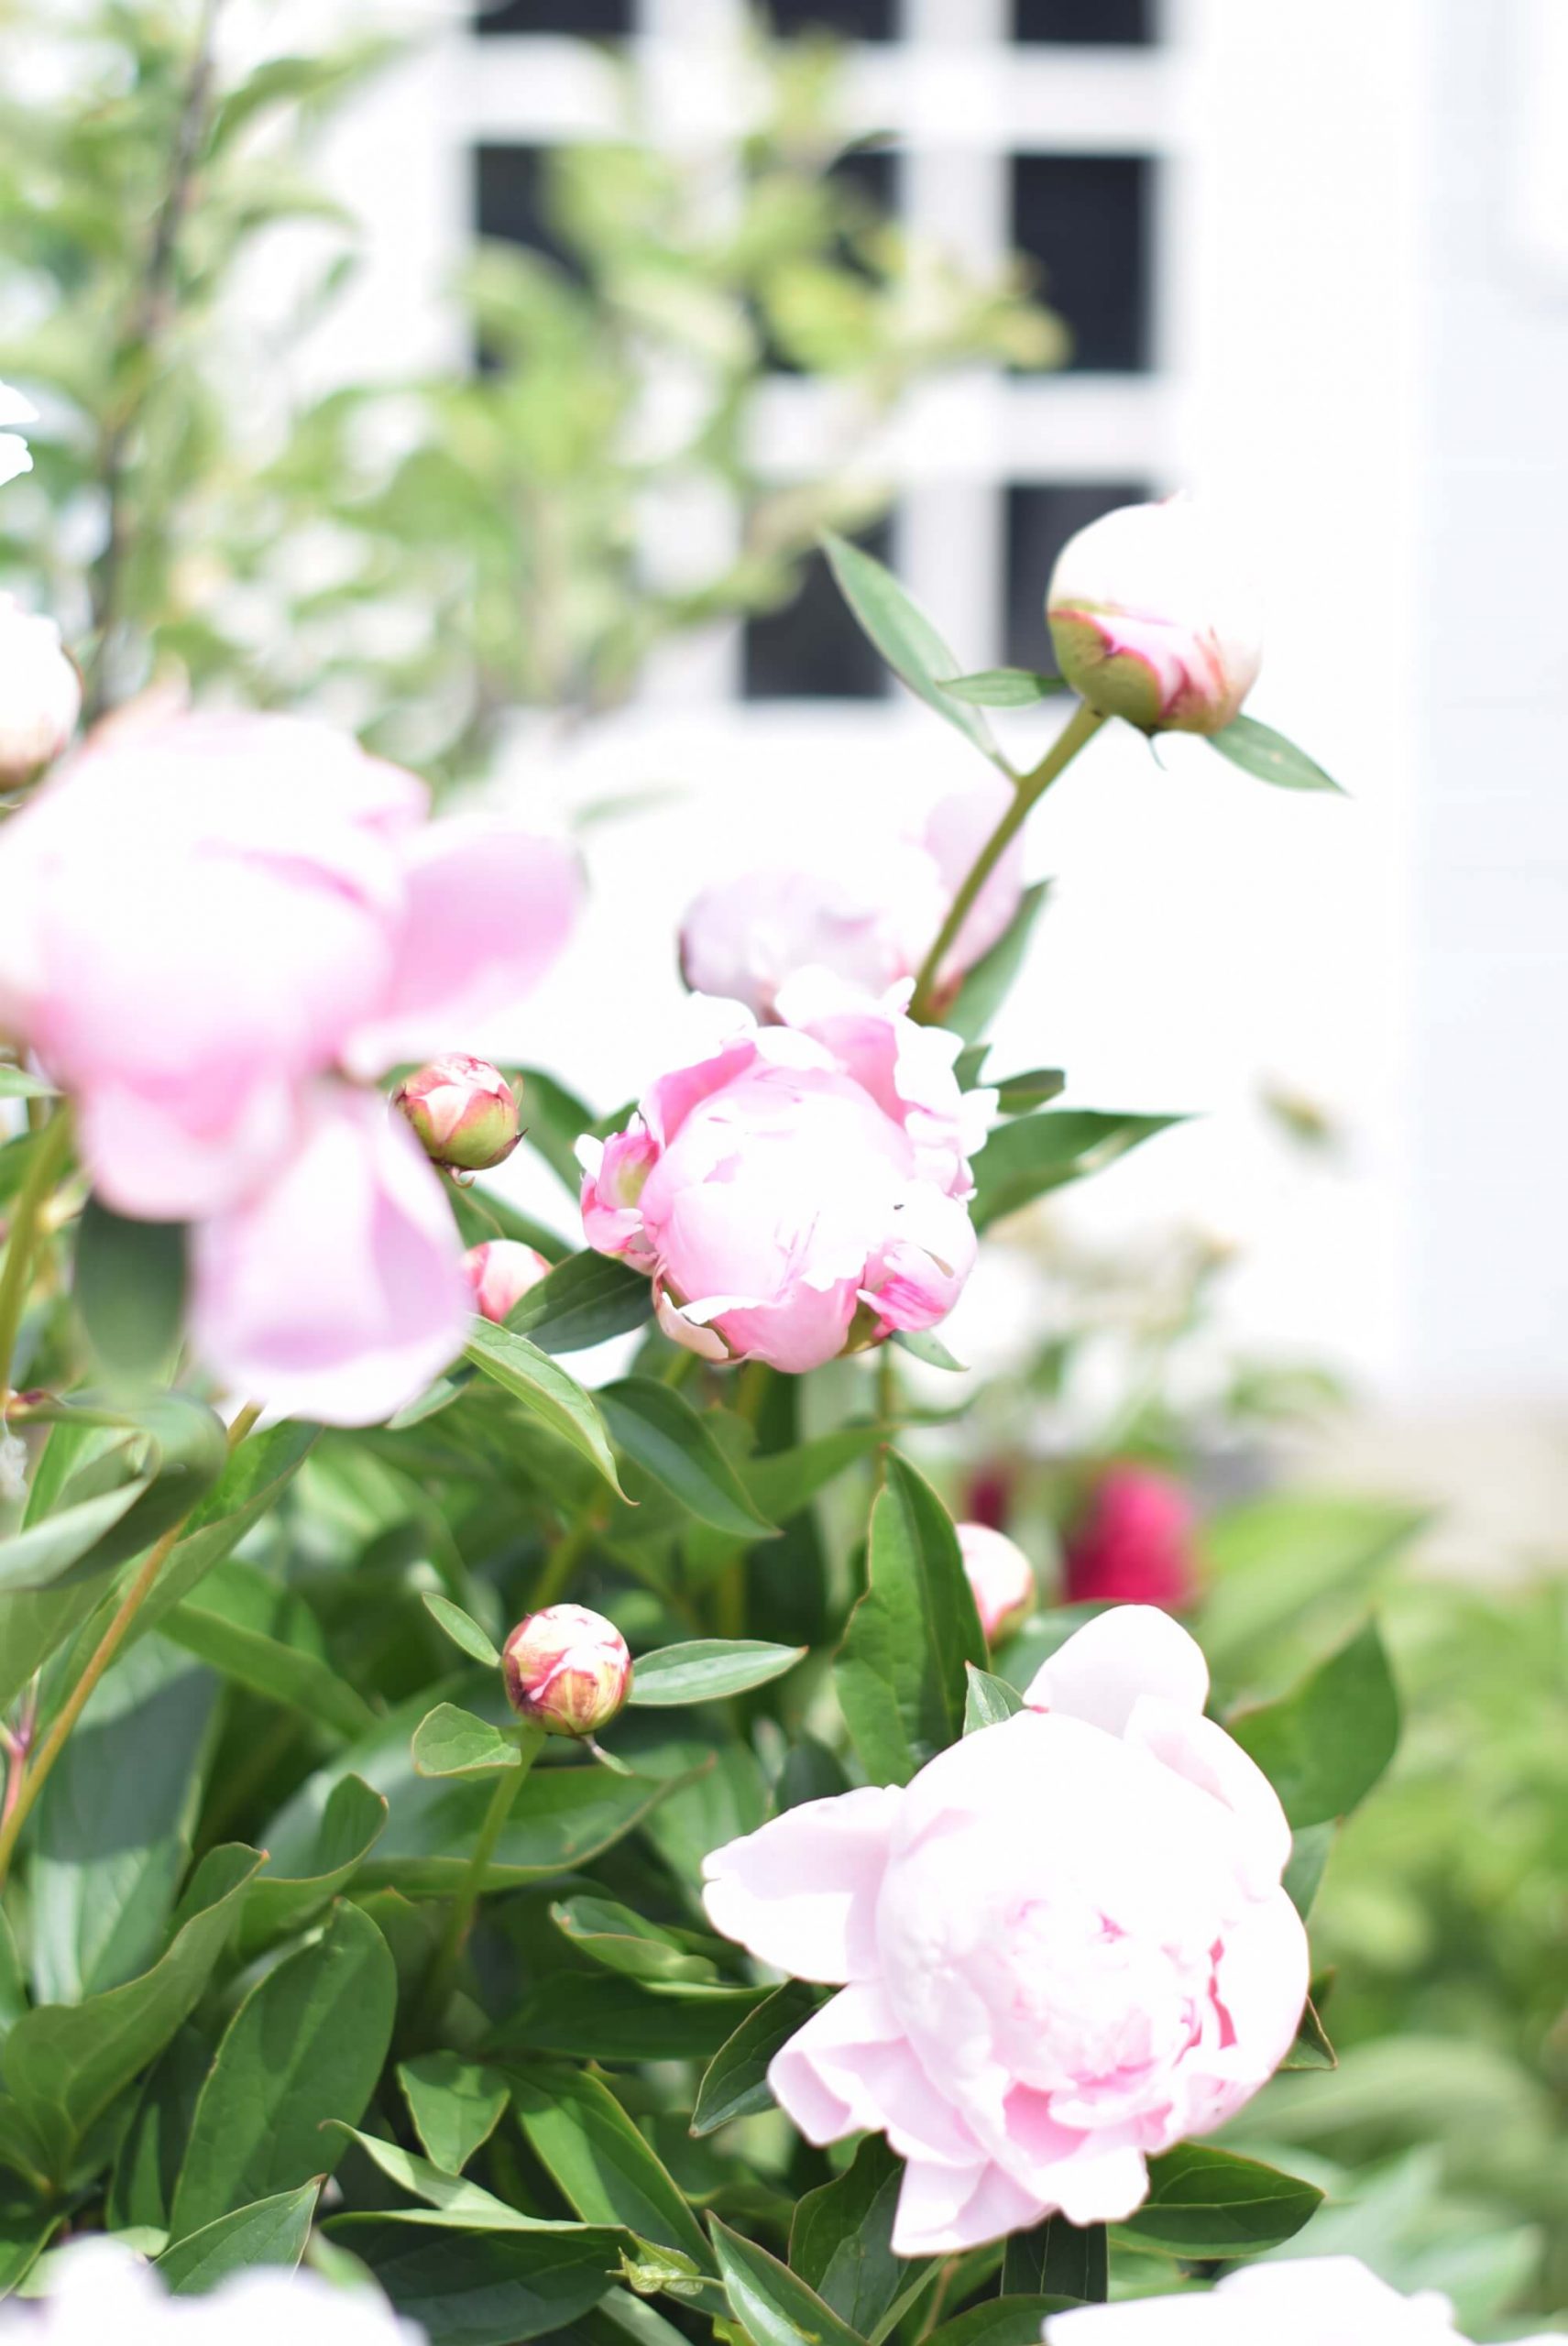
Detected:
left=0, top=712, right=579, bottom=1220
left=394, top=1054, right=521, bottom=1173
left=957, top=1522, right=1036, bottom=1645
left=0, top=597, right=80, bottom=784
left=579, top=974, right=988, bottom=1374
left=191, top=1085, right=469, bottom=1429
left=1044, top=2254, right=1563, bottom=2345
left=677, top=778, right=1025, bottom=1023
left=1047, top=498, right=1263, bottom=737
left=464, top=1238, right=552, bottom=1324
left=1063, top=1466, right=1199, bottom=1611
left=703, top=1606, right=1307, bottom=2254
left=503, top=1604, right=632, bottom=1738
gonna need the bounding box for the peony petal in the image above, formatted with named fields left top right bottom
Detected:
left=702, top=1784, right=904, bottom=1981
left=77, top=1070, right=302, bottom=1223
left=343, top=819, right=582, bottom=1076
left=191, top=1085, right=468, bottom=1427
left=1025, top=1605, right=1210, bottom=1735
left=891, top=2156, right=1040, bottom=2257
left=1124, top=1696, right=1293, bottom=1893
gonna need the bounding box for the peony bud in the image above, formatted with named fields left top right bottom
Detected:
left=464, top=1238, right=552, bottom=1324
left=1062, top=1464, right=1199, bottom=1612
left=502, top=1603, right=632, bottom=1738
left=393, top=1054, right=521, bottom=1173
left=0, top=598, right=80, bottom=784
left=1046, top=496, right=1263, bottom=736
left=956, top=1521, right=1036, bottom=1646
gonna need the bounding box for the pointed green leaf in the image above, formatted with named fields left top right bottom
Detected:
left=422, top=1593, right=501, bottom=1669
left=156, top=2182, right=319, bottom=2294
left=465, top=1322, right=626, bottom=1497
left=890, top=1328, right=965, bottom=1371
left=821, top=532, right=1004, bottom=767
left=598, top=1381, right=776, bottom=1540
left=0, top=1398, right=228, bottom=1596
left=170, top=1900, right=395, bottom=2236
left=334, top=2126, right=593, bottom=2231
left=927, top=2299, right=1079, bottom=2346
left=1113, top=2143, right=1322, bottom=2257
left=550, top=1898, right=718, bottom=1988
left=1003, top=2216, right=1105, bottom=2302
left=400, top=2055, right=512, bottom=2176
left=162, top=1558, right=376, bottom=1741
left=510, top=1252, right=654, bottom=1354
left=938, top=668, right=1066, bottom=707
left=1228, top=1619, right=1400, bottom=1827
left=942, top=882, right=1050, bottom=1045
left=0, top=1069, right=56, bottom=1101
left=691, top=1982, right=828, bottom=2136
left=328, top=2220, right=621, bottom=2344
left=1207, top=713, right=1344, bottom=793
left=128, top=1421, right=320, bottom=1647
left=962, top=1664, right=1025, bottom=1735
left=835, top=1453, right=986, bottom=1785
left=494, top=1975, right=770, bottom=2066
left=711, top=2217, right=863, bottom=2346
left=235, top=1773, right=388, bottom=1962
left=411, top=1704, right=522, bottom=1781
left=791, top=2136, right=935, bottom=2337
left=970, top=1110, right=1180, bottom=1230
left=993, top=1068, right=1067, bottom=1115
left=627, top=1640, right=805, bottom=1708
left=510, top=2063, right=713, bottom=2273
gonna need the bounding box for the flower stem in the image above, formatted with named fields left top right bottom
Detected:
left=0, top=1111, right=72, bottom=1403
left=420, top=1724, right=544, bottom=2028
left=0, top=1399, right=261, bottom=1891
left=908, top=701, right=1106, bottom=1024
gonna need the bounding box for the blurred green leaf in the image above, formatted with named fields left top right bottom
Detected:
left=72, top=1198, right=187, bottom=1379
left=970, top=1112, right=1180, bottom=1231
left=836, top=1452, right=985, bottom=1784
left=1229, top=1619, right=1401, bottom=1828
left=1207, top=714, right=1343, bottom=794
left=938, top=669, right=1066, bottom=707
left=628, top=1640, right=805, bottom=1708
left=599, top=1381, right=776, bottom=1540
left=422, top=1592, right=502, bottom=1670
left=942, top=882, right=1049, bottom=1045
left=821, top=533, right=1004, bottom=770
left=1113, top=2144, right=1323, bottom=2257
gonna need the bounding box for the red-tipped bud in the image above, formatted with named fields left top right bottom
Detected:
left=393, top=1054, right=521, bottom=1172
left=502, top=1604, right=632, bottom=1738
left=463, top=1238, right=552, bottom=1325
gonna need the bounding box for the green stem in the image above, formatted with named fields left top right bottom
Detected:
left=0, top=1112, right=72, bottom=1402
left=532, top=1510, right=598, bottom=1611
left=420, top=1725, right=544, bottom=2027
left=908, top=701, right=1106, bottom=1023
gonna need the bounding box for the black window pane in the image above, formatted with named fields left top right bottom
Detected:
left=1014, top=0, right=1152, bottom=39
left=474, top=145, right=582, bottom=280
left=1006, top=484, right=1146, bottom=671
left=743, top=525, right=894, bottom=700
left=474, top=0, right=631, bottom=32
left=1011, top=154, right=1151, bottom=373
left=765, top=0, right=894, bottom=37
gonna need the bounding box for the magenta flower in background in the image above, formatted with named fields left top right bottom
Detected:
left=580, top=972, right=988, bottom=1373
left=703, top=1606, right=1307, bottom=2253
left=1064, top=1464, right=1200, bottom=1611
left=677, top=776, right=1025, bottom=1023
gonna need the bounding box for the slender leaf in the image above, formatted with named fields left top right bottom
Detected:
left=938, top=668, right=1066, bottom=707
left=156, top=2183, right=319, bottom=2294
left=891, top=1329, right=965, bottom=1371
left=1207, top=713, right=1343, bottom=794
left=551, top=1899, right=718, bottom=1987
left=627, top=1640, right=804, bottom=1709
left=510, top=2064, right=713, bottom=2272
left=170, top=1900, right=395, bottom=2235
left=599, top=1381, right=775, bottom=1540
left=423, top=1593, right=501, bottom=1669
left=1228, top=1619, right=1400, bottom=1827
left=162, top=1558, right=375, bottom=1740
left=0, top=1069, right=56, bottom=1101
left=821, top=532, right=1003, bottom=766
left=400, top=2055, right=512, bottom=2176
left=511, top=1253, right=653, bottom=1354
left=970, top=1111, right=1180, bottom=1230
left=465, top=1323, right=625, bottom=1497
left=0, top=1398, right=227, bottom=1596
left=711, top=2217, right=863, bottom=2346
left=335, top=2127, right=596, bottom=2231
left=835, top=1453, right=985, bottom=1785
left=691, top=1983, right=826, bottom=2135
left=993, top=1069, right=1066, bottom=1115
left=791, top=2136, right=934, bottom=2337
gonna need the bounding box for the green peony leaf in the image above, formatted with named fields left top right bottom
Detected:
left=835, top=1452, right=985, bottom=1785
left=627, top=1640, right=805, bottom=1708
left=422, top=1593, right=502, bottom=1669
left=970, top=1110, right=1181, bottom=1231
left=962, top=1664, right=1025, bottom=1735
left=399, top=2055, right=513, bottom=2177
left=1228, top=1619, right=1401, bottom=1827
left=510, top=1252, right=654, bottom=1354
left=598, top=1381, right=777, bottom=1540
left=1112, top=2143, right=1323, bottom=2257
left=821, top=533, right=1005, bottom=769
left=411, top=1704, right=523, bottom=1781
left=155, top=2183, right=319, bottom=2295
left=1206, top=713, right=1344, bottom=793
left=938, top=668, right=1067, bottom=707
left=465, top=1322, right=626, bottom=1497
left=691, top=1982, right=827, bottom=2136
left=711, top=2218, right=863, bottom=2346
left=72, top=1197, right=188, bottom=1378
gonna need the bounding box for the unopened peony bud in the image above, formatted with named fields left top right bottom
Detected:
left=464, top=1238, right=551, bottom=1324
left=1047, top=497, right=1262, bottom=736
left=0, top=599, right=80, bottom=784
left=956, top=1521, right=1036, bottom=1645
left=1063, top=1464, right=1199, bottom=1612
left=503, top=1603, right=632, bottom=1738
left=393, top=1054, right=521, bottom=1172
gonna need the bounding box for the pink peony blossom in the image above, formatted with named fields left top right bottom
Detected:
left=1047, top=498, right=1262, bottom=737
left=703, top=1606, right=1307, bottom=2254
left=677, top=779, right=1025, bottom=1023
left=191, top=1085, right=469, bottom=1429
left=394, top=1054, right=521, bottom=1174
left=1063, top=1466, right=1199, bottom=1611
left=579, top=974, right=988, bottom=1374
left=0, top=712, right=579, bottom=1220
left=464, top=1238, right=552, bottom=1324
left=957, top=1521, right=1036, bottom=1645
left=503, top=1604, right=632, bottom=1738
left=1044, top=2254, right=1563, bottom=2344
left=0, top=597, right=80, bottom=784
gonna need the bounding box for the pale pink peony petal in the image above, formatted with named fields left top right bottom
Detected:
left=191, top=1085, right=468, bottom=1427
left=891, top=2155, right=1040, bottom=2257
left=1025, top=1604, right=1210, bottom=1735
left=702, top=1785, right=905, bottom=1983
left=1124, top=1696, right=1293, bottom=1892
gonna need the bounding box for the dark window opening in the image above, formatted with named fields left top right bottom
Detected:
left=473, top=0, right=632, bottom=33
left=742, top=522, right=894, bottom=699
left=764, top=0, right=895, bottom=38
left=760, top=147, right=900, bottom=376
left=473, top=143, right=583, bottom=281
left=1005, top=483, right=1148, bottom=672
left=1013, top=0, right=1153, bottom=40
left=1011, top=153, right=1152, bottom=373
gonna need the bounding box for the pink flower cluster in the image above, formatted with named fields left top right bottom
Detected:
left=580, top=973, right=989, bottom=1373
left=703, top=1606, right=1307, bottom=2254
left=0, top=712, right=579, bottom=1423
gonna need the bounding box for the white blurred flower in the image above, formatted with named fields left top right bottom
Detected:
left=0, top=2240, right=422, bottom=2346
left=0, top=383, right=36, bottom=488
